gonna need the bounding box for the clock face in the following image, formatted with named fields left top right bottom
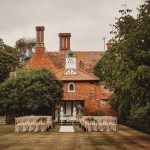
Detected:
left=65, top=57, right=77, bottom=69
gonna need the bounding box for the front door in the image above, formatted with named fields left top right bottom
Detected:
left=63, top=100, right=84, bottom=115
left=55, top=100, right=84, bottom=122
left=66, top=101, right=72, bottom=115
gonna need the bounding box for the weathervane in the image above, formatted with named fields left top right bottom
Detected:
left=102, top=36, right=106, bottom=51
left=122, top=3, right=127, bottom=13
left=119, top=1, right=132, bottom=15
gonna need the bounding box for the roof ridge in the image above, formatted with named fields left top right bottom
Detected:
left=45, top=51, right=104, bottom=53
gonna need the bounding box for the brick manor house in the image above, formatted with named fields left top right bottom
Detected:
left=25, top=26, right=114, bottom=116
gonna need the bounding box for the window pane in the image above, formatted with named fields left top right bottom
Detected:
left=70, top=84, right=74, bottom=91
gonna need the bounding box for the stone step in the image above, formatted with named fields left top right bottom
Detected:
left=0, top=117, right=6, bottom=124
left=0, top=120, right=5, bottom=122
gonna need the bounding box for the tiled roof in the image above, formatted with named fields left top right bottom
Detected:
left=46, top=51, right=66, bottom=69
left=25, top=49, right=103, bottom=81
left=46, top=51, right=103, bottom=73
left=55, top=68, right=99, bottom=81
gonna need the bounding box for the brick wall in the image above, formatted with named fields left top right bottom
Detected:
left=63, top=81, right=113, bottom=115
left=25, top=47, right=115, bottom=116
left=25, top=47, right=57, bottom=73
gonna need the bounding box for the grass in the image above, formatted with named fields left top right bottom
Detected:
left=0, top=117, right=150, bottom=150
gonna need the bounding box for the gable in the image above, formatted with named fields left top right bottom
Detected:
left=25, top=49, right=57, bottom=73
left=56, top=68, right=99, bottom=81
left=64, top=69, right=77, bottom=75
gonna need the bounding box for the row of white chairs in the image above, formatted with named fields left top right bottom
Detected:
left=79, top=116, right=117, bottom=132
left=15, top=116, right=53, bottom=132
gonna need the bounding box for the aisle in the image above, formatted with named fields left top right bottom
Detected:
left=59, top=126, right=74, bottom=132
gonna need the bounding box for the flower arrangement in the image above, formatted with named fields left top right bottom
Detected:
left=85, top=117, right=98, bottom=123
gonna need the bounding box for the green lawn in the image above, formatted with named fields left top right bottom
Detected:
left=0, top=118, right=149, bottom=150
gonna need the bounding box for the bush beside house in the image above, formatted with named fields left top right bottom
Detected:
left=0, top=68, right=63, bottom=124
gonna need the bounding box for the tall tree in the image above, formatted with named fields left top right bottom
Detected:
left=0, top=39, right=19, bottom=83
left=0, top=68, right=63, bottom=116
left=15, top=38, right=35, bottom=65
left=94, top=1, right=150, bottom=122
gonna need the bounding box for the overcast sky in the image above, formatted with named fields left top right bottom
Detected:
left=0, top=0, right=143, bottom=51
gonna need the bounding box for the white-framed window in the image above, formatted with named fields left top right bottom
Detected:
left=68, top=82, right=75, bottom=92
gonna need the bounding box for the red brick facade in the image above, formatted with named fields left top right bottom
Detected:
left=62, top=82, right=113, bottom=114
left=25, top=26, right=114, bottom=116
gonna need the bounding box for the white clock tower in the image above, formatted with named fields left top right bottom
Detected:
left=64, top=52, right=77, bottom=75
left=65, top=52, right=76, bottom=69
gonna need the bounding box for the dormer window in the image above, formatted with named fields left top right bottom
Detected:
left=68, top=82, right=75, bottom=92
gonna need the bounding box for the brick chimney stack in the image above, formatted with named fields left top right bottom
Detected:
left=59, top=33, right=71, bottom=51
left=35, top=26, right=45, bottom=55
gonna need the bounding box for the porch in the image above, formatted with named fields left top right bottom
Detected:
left=59, top=100, right=84, bottom=115
left=55, top=100, right=84, bottom=122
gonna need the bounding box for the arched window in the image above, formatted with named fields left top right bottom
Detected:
left=68, top=82, right=75, bottom=92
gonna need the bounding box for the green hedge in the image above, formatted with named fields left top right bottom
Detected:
left=127, top=104, right=150, bottom=134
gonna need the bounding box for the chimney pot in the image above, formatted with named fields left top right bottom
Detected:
left=36, top=26, right=45, bottom=48
left=59, top=33, right=71, bottom=51
left=35, top=26, right=45, bottom=55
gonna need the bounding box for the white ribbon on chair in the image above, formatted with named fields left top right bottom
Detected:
left=79, top=116, right=117, bottom=132
left=15, top=116, right=53, bottom=132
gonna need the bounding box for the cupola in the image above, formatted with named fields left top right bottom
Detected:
left=65, top=52, right=76, bottom=69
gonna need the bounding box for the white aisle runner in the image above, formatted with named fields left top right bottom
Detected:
left=59, top=126, right=74, bottom=132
